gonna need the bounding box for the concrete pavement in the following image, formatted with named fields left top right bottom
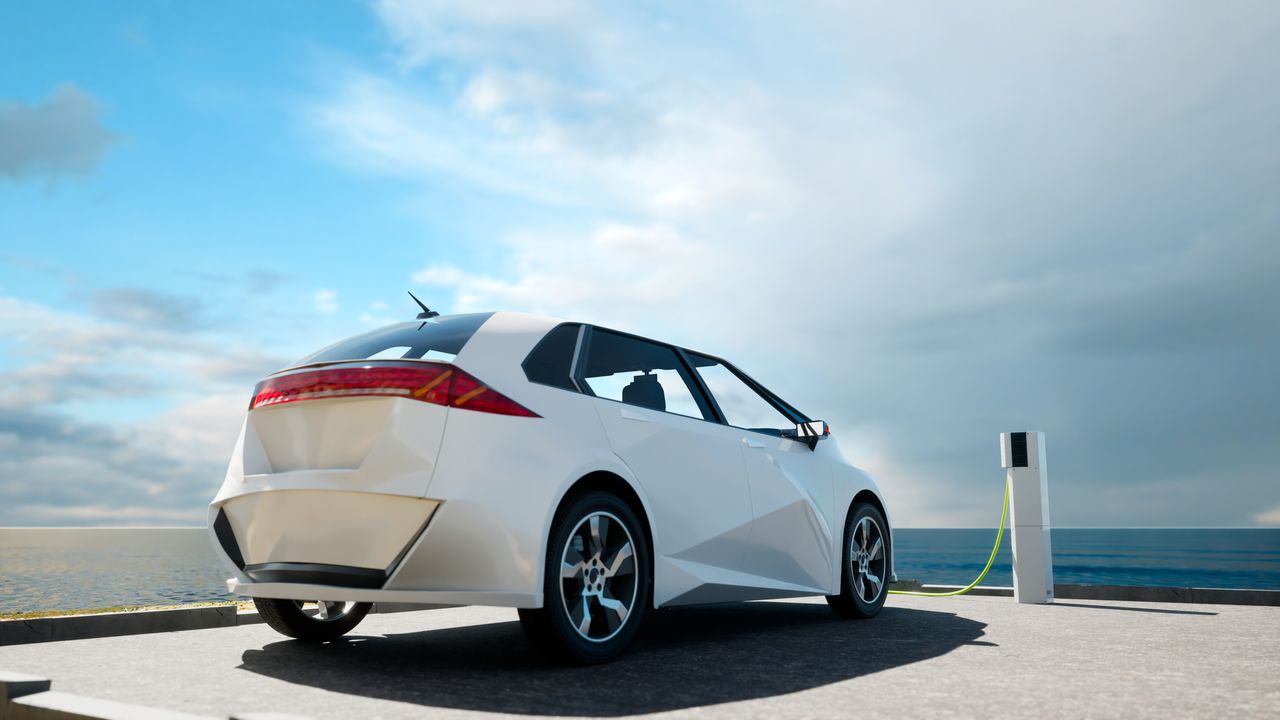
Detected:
left=1, top=595, right=1276, bottom=719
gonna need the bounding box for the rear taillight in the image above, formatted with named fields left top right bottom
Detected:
left=249, top=362, right=539, bottom=417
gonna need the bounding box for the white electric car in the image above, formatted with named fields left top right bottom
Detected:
left=209, top=310, right=892, bottom=662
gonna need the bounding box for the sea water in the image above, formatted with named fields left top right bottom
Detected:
left=895, top=528, right=1280, bottom=589
left=1, top=527, right=1277, bottom=614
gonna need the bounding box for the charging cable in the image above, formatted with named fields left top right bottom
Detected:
left=888, top=480, right=1009, bottom=597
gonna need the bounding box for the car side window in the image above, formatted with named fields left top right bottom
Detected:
left=581, top=330, right=712, bottom=421
left=690, top=356, right=795, bottom=435
left=522, top=323, right=581, bottom=390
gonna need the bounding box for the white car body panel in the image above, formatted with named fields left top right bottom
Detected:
left=223, top=490, right=438, bottom=569
left=740, top=436, right=837, bottom=593
left=209, top=311, right=893, bottom=611
left=592, top=399, right=755, bottom=606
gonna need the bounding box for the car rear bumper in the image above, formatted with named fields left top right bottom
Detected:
left=208, top=482, right=549, bottom=608
left=217, top=489, right=438, bottom=570
left=208, top=486, right=545, bottom=604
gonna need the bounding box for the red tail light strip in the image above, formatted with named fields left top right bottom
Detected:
left=412, top=369, right=452, bottom=399
left=250, top=362, right=539, bottom=417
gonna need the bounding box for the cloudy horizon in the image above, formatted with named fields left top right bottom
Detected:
left=1, top=1, right=1277, bottom=528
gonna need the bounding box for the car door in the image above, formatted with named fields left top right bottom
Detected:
left=688, top=354, right=836, bottom=594
left=579, top=328, right=756, bottom=606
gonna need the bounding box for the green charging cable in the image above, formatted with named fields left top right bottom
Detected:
left=888, top=480, right=1009, bottom=597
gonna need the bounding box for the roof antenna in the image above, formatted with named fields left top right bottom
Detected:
left=407, top=291, right=439, bottom=329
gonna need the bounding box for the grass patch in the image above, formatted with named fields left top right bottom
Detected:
left=0, top=600, right=255, bottom=621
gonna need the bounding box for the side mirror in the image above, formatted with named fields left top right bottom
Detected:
left=791, top=420, right=829, bottom=450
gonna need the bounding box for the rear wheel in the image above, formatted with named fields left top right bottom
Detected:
left=253, top=598, right=371, bottom=642
left=519, top=492, right=650, bottom=664
left=826, top=502, right=890, bottom=618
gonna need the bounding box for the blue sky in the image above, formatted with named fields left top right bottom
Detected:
left=2, top=2, right=458, bottom=318
left=1, top=1, right=1277, bottom=526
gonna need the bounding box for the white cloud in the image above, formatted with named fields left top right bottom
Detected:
left=412, top=223, right=715, bottom=325
left=313, top=2, right=1280, bottom=527
left=90, top=287, right=203, bottom=329
left=1255, top=506, right=1280, bottom=527
left=313, top=289, right=339, bottom=314
left=0, top=291, right=314, bottom=526
left=139, top=393, right=248, bottom=467
left=374, top=0, right=592, bottom=72
left=0, top=296, right=207, bottom=361
left=459, top=72, right=506, bottom=116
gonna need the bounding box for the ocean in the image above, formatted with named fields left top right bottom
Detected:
left=1, top=527, right=1277, bottom=614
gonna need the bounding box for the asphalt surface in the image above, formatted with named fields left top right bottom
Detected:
left=2, top=595, right=1277, bottom=719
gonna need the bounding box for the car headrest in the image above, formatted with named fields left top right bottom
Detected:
left=622, top=373, right=665, bottom=412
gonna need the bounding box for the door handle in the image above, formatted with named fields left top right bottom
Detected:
left=620, top=407, right=650, bottom=422
left=744, top=438, right=766, bottom=449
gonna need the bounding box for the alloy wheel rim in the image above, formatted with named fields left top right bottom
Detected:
left=559, top=510, right=638, bottom=643
left=850, top=515, right=886, bottom=603
left=294, top=600, right=358, bottom=622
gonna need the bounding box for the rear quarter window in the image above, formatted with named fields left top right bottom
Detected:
left=291, top=313, right=495, bottom=367
left=522, top=323, right=581, bottom=390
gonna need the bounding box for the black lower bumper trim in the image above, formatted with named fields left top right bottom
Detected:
left=243, top=562, right=387, bottom=589
left=212, top=509, right=245, bottom=570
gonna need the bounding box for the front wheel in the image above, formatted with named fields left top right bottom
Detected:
left=826, top=502, right=890, bottom=618
left=518, top=492, right=650, bottom=664
left=253, top=598, right=371, bottom=642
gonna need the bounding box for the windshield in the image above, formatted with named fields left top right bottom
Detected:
left=290, top=313, right=495, bottom=368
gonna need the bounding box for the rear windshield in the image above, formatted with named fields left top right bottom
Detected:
left=291, top=313, right=494, bottom=367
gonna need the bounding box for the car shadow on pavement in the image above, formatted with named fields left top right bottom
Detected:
left=238, top=601, right=986, bottom=716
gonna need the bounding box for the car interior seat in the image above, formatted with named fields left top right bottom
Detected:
left=622, top=372, right=666, bottom=412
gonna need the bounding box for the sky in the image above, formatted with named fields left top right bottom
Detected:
left=0, top=0, right=1277, bottom=527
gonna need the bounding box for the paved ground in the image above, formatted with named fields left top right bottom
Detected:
left=2, top=595, right=1277, bottom=719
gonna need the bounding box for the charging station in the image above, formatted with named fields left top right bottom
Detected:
left=1000, top=431, right=1054, bottom=604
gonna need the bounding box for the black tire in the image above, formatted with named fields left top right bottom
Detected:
left=253, top=598, right=371, bottom=642
left=518, top=491, right=651, bottom=664
left=826, top=501, right=890, bottom=619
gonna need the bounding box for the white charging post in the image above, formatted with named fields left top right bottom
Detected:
left=1000, top=431, right=1054, bottom=604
